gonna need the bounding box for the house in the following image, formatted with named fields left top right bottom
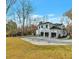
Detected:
left=36, top=22, right=67, bottom=38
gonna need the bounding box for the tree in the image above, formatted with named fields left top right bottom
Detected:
left=66, top=23, right=72, bottom=38
left=16, top=0, right=33, bottom=35
left=25, top=0, right=33, bottom=27
left=24, top=25, right=37, bottom=35
left=6, top=0, right=17, bottom=14
left=63, top=9, right=72, bottom=38
left=64, top=9, right=72, bottom=20
left=42, top=15, right=48, bottom=22
left=6, top=20, right=17, bottom=36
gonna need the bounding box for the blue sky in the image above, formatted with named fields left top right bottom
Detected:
left=31, top=0, right=72, bottom=16
left=8, top=0, right=72, bottom=16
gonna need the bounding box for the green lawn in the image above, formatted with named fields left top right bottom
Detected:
left=6, top=37, right=72, bottom=59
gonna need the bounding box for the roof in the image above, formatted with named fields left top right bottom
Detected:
left=38, top=22, right=65, bottom=30
left=50, top=26, right=61, bottom=30
left=53, top=23, right=63, bottom=26
left=38, top=22, right=53, bottom=26
left=38, top=22, right=63, bottom=26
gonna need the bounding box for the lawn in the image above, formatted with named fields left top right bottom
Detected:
left=6, top=37, right=72, bottom=59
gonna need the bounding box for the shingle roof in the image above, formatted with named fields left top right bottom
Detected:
left=50, top=26, right=61, bottom=30
left=38, top=22, right=65, bottom=30
left=38, top=22, right=63, bottom=26
left=38, top=22, right=53, bottom=26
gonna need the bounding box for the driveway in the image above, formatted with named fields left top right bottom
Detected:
left=21, top=36, right=72, bottom=45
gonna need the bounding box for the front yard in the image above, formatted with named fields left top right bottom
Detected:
left=6, top=37, right=72, bottom=59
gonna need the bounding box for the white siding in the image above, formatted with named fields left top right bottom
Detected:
left=36, top=22, right=67, bottom=38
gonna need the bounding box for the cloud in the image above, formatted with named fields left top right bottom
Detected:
left=31, top=14, right=43, bottom=19
left=31, top=14, right=60, bottom=23
left=48, top=14, right=54, bottom=17
left=48, top=17, right=61, bottom=23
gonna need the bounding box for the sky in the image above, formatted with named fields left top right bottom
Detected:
left=7, top=0, right=72, bottom=16
left=7, top=0, right=72, bottom=26
left=30, top=0, right=72, bottom=16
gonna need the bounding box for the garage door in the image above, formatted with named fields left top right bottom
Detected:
left=51, top=33, right=56, bottom=37
left=45, top=32, right=49, bottom=37
left=41, top=32, right=44, bottom=36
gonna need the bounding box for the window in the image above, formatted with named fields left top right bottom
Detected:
left=41, top=25, right=43, bottom=28
left=46, top=25, right=48, bottom=28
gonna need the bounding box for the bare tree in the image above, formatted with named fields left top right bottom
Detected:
left=63, top=9, right=72, bottom=20
left=42, top=16, right=48, bottom=22
left=6, top=0, right=17, bottom=14
left=63, top=9, right=72, bottom=38
left=16, top=0, right=33, bottom=35
left=25, top=0, right=33, bottom=27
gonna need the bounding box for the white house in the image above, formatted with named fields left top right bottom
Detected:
left=36, top=22, right=67, bottom=38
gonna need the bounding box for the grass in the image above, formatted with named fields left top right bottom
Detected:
left=6, top=37, right=72, bottom=59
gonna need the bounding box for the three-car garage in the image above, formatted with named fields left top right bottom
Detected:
left=40, top=32, right=56, bottom=38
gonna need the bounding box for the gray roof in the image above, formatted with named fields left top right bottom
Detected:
left=38, top=22, right=53, bottom=26
left=38, top=22, right=65, bottom=30
left=38, top=22, right=63, bottom=26
left=50, top=26, right=62, bottom=30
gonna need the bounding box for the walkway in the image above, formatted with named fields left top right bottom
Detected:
left=21, top=36, right=72, bottom=45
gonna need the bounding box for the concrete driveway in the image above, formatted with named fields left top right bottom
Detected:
left=21, top=36, right=72, bottom=45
